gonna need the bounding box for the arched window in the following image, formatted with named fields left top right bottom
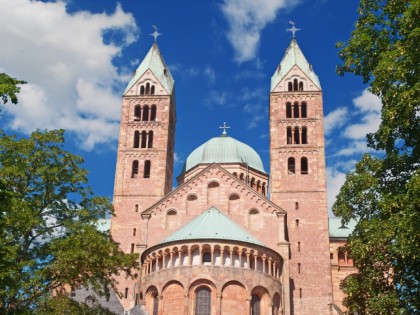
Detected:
left=141, top=131, right=147, bottom=148
left=301, top=157, right=308, bottom=175
left=142, top=105, right=149, bottom=121
left=239, top=173, right=244, bottom=181
left=251, top=294, right=261, bottom=315
left=131, top=160, right=139, bottom=178
left=288, top=157, right=295, bottom=174
left=299, top=81, right=304, bottom=91
left=287, top=126, right=292, bottom=144
left=150, top=105, right=157, bottom=121
left=144, top=160, right=151, bottom=178
left=151, top=85, right=155, bottom=95
left=288, top=82, right=293, bottom=91
left=125, top=288, right=129, bottom=299
left=228, top=194, right=240, bottom=214
left=250, top=177, right=255, bottom=188
left=133, top=131, right=140, bottom=148
left=195, top=287, right=211, bottom=315
left=249, top=209, right=259, bottom=230
left=134, top=204, right=139, bottom=212
left=133, top=228, right=136, bottom=236
left=262, top=182, right=266, bottom=196
left=293, top=79, right=298, bottom=91
left=130, top=243, right=135, bottom=253
left=134, top=105, right=141, bottom=121
left=166, top=210, right=177, bottom=229
left=294, top=127, right=300, bottom=144
left=301, top=102, right=307, bottom=118
left=203, top=252, right=211, bottom=264
left=148, top=131, right=153, bottom=148
left=293, top=102, right=300, bottom=118
left=286, top=102, right=292, bottom=118
left=302, top=127, right=308, bottom=144
left=140, top=85, right=145, bottom=95
left=145, top=82, right=150, bottom=95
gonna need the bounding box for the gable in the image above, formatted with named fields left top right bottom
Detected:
left=142, top=163, right=285, bottom=217
left=271, top=64, right=321, bottom=93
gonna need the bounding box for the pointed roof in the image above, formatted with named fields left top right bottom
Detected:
left=124, top=43, right=174, bottom=95
left=160, top=206, right=264, bottom=246
left=271, top=39, right=321, bottom=91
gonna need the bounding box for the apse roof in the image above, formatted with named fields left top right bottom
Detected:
left=271, top=39, right=321, bottom=91
left=329, top=218, right=357, bottom=238
left=181, top=135, right=266, bottom=174
left=124, top=43, right=174, bottom=95
left=160, top=207, right=264, bottom=246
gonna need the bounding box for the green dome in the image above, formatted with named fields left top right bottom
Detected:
left=182, top=135, right=266, bottom=174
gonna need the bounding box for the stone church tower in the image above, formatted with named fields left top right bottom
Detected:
left=108, top=36, right=339, bottom=315
left=111, top=42, right=176, bottom=309
left=269, top=38, right=333, bottom=313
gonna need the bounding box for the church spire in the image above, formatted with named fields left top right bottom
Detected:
left=124, top=41, right=174, bottom=95
left=270, top=39, right=321, bottom=92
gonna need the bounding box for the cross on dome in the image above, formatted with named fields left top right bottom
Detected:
left=219, top=122, right=230, bottom=135
left=287, top=21, right=301, bottom=38
left=150, top=25, right=162, bottom=42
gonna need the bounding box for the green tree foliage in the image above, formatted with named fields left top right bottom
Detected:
left=0, top=73, right=26, bottom=105
left=334, top=0, right=419, bottom=314
left=0, top=129, right=138, bottom=313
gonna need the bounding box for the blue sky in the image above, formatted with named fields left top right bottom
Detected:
left=0, top=0, right=382, bottom=215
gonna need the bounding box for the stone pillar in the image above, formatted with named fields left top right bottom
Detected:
left=158, top=296, right=163, bottom=315
left=216, top=292, right=222, bottom=315
left=156, top=256, right=160, bottom=271
left=238, top=252, right=242, bottom=268
left=169, top=251, right=174, bottom=268
left=184, top=293, right=189, bottom=315
left=230, top=250, right=233, bottom=267
left=188, top=249, right=191, bottom=266
left=268, top=258, right=272, bottom=276
left=162, top=254, right=166, bottom=269
left=220, top=249, right=224, bottom=266
left=262, top=257, right=266, bottom=273
left=254, top=254, right=258, bottom=270
left=246, top=253, right=250, bottom=269
left=211, top=248, right=215, bottom=266
left=178, top=250, right=182, bottom=267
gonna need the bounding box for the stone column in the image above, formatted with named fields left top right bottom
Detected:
left=254, top=254, right=258, bottom=271
left=238, top=252, right=242, bottom=268
left=268, top=258, right=272, bottom=276
left=169, top=251, right=174, bottom=268
left=188, top=249, right=192, bottom=266
left=211, top=248, right=215, bottom=266
left=220, top=249, right=224, bottom=266
left=162, top=254, right=166, bottom=269
left=262, top=256, right=266, bottom=273
left=158, top=296, right=163, bottom=315
left=246, top=253, right=250, bottom=269
left=216, top=292, right=222, bottom=315
left=230, top=250, right=233, bottom=267
left=178, top=250, right=182, bottom=267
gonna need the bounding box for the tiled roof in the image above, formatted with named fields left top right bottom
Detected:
left=329, top=217, right=357, bottom=238
left=124, top=43, right=174, bottom=95
left=160, top=206, right=264, bottom=246
left=182, top=135, right=266, bottom=174
left=271, top=39, right=321, bottom=91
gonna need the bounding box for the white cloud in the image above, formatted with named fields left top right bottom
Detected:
left=220, top=0, right=300, bottom=63
left=335, top=140, right=370, bottom=156
left=353, top=89, right=382, bottom=113
left=343, top=90, right=382, bottom=139
left=203, top=66, right=216, bottom=84
left=326, top=167, right=347, bottom=216
left=204, top=91, right=229, bottom=107
left=0, top=0, right=138, bottom=150
left=324, top=107, right=348, bottom=135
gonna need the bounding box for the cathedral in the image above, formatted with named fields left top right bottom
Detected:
left=106, top=35, right=357, bottom=315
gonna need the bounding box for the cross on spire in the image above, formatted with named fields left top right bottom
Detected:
left=287, top=21, right=301, bottom=38
left=150, top=25, right=162, bottom=42
left=219, top=122, right=230, bottom=136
